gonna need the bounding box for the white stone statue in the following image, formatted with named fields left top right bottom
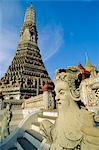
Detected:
left=40, top=68, right=99, bottom=150
left=0, top=92, right=3, bottom=110
left=0, top=99, right=3, bottom=110
left=1, top=104, right=11, bottom=141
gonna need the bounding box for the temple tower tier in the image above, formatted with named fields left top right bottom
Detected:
left=0, top=3, right=52, bottom=100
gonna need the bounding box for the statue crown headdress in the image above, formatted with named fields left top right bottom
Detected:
left=54, top=67, right=80, bottom=82
left=54, top=67, right=82, bottom=101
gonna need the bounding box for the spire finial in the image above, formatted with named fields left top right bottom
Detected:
left=30, top=1, right=32, bottom=7
left=24, top=1, right=36, bottom=24
left=85, top=52, right=90, bottom=66
left=85, top=53, right=92, bottom=69
left=85, top=51, right=88, bottom=59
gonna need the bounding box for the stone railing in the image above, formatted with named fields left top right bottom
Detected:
left=0, top=108, right=41, bottom=150
left=0, top=87, right=20, bottom=92
left=24, top=94, right=44, bottom=108
left=3, top=99, right=23, bottom=109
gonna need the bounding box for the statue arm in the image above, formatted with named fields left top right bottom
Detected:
left=81, top=126, right=99, bottom=146
left=80, top=109, right=99, bottom=147
left=40, top=120, right=54, bottom=144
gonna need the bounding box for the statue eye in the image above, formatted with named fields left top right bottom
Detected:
left=59, top=90, right=64, bottom=95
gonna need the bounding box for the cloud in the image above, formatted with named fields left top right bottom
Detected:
left=0, top=0, right=94, bottom=80
left=38, top=24, right=64, bottom=61
left=0, top=25, right=63, bottom=78
left=0, top=29, right=18, bottom=78
left=0, top=0, right=23, bottom=78
left=0, top=24, right=63, bottom=78
left=0, top=1, right=64, bottom=79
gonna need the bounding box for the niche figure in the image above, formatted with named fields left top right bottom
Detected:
left=1, top=104, right=11, bottom=141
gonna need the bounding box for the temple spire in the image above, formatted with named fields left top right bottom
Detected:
left=19, top=3, right=38, bottom=45
left=85, top=55, right=97, bottom=76
left=24, top=2, right=36, bottom=25
left=0, top=3, right=51, bottom=100
left=85, top=55, right=93, bottom=69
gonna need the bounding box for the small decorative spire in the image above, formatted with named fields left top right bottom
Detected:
left=85, top=54, right=97, bottom=76
left=85, top=55, right=93, bottom=69
left=19, top=2, right=38, bottom=44
left=24, top=2, right=36, bottom=24
left=30, top=2, right=33, bottom=9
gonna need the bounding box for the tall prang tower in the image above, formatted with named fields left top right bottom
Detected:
left=0, top=3, right=52, bottom=100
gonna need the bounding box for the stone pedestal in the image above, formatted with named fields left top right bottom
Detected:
left=43, top=91, right=49, bottom=109
left=42, top=81, right=54, bottom=110
left=0, top=99, right=3, bottom=110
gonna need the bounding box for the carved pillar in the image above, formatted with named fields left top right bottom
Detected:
left=41, top=79, right=43, bottom=87
left=42, top=81, right=54, bottom=109
left=43, top=91, right=49, bottom=109
left=0, top=92, right=3, bottom=110
left=36, top=78, right=39, bottom=95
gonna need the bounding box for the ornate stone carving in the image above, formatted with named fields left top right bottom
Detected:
left=0, top=3, right=52, bottom=100
left=80, top=75, right=99, bottom=113
left=1, top=104, right=12, bottom=141
left=40, top=67, right=99, bottom=150
left=42, top=81, right=54, bottom=109
left=0, top=92, right=4, bottom=110
left=20, top=28, right=31, bottom=43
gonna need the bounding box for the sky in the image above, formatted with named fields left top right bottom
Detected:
left=0, top=0, right=99, bottom=80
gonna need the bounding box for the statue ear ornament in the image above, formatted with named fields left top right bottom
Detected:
left=70, top=88, right=81, bottom=101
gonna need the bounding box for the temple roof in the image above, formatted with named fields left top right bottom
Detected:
left=24, top=3, right=36, bottom=25
left=85, top=56, right=95, bottom=69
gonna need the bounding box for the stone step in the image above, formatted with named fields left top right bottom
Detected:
left=26, top=129, right=43, bottom=142
left=31, top=110, right=57, bottom=133
left=8, top=147, right=18, bottom=150
left=11, top=114, right=23, bottom=121
left=9, top=120, right=21, bottom=133
left=24, top=129, right=43, bottom=148
left=16, top=142, right=24, bottom=150
left=43, top=110, right=58, bottom=117
left=10, top=120, right=21, bottom=126
left=38, top=114, right=57, bottom=124
left=31, top=122, right=40, bottom=132
left=9, top=125, right=18, bottom=133
left=12, top=109, right=23, bottom=114
left=17, top=137, right=37, bottom=150
left=10, top=118, right=23, bottom=133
